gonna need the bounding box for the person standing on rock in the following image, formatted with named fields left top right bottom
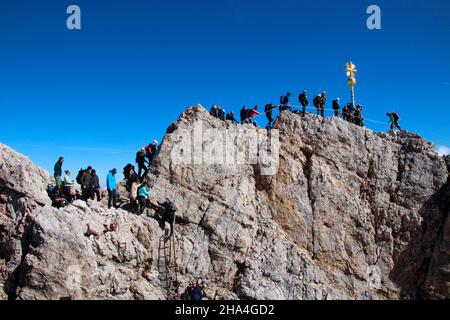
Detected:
left=128, top=168, right=139, bottom=213
left=145, top=140, right=159, bottom=164
left=319, top=91, right=327, bottom=117
left=332, top=98, right=340, bottom=117
left=313, top=95, right=321, bottom=116
left=240, top=106, right=249, bottom=124
left=80, top=166, right=93, bottom=201
left=354, top=104, right=364, bottom=127
left=90, top=169, right=101, bottom=201
left=279, top=92, right=292, bottom=112
left=265, top=104, right=274, bottom=128
left=106, top=168, right=118, bottom=209
left=299, top=90, right=309, bottom=117
left=53, top=157, right=64, bottom=186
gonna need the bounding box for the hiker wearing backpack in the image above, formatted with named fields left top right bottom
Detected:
left=240, top=106, right=249, bottom=124
left=299, top=90, right=309, bottom=117
left=387, top=112, right=402, bottom=132
left=136, top=148, right=149, bottom=179
left=157, top=198, right=177, bottom=238
left=78, top=166, right=93, bottom=201
left=279, top=92, right=292, bottom=112
left=90, top=170, right=101, bottom=201
left=53, top=157, right=64, bottom=186
left=106, top=168, right=118, bottom=209
left=137, top=181, right=151, bottom=214
left=265, top=104, right=274, bottom=128
left=319, top=91, right=327, bottom=117
left=332, top=98, right=340, bottom=117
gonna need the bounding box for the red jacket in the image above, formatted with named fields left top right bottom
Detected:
left=248, top=109, right=261, bottom=119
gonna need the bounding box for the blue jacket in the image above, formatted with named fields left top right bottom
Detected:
left=106, top=171, right=117, bottom=190
left=138, top=186, right=150, bottom=197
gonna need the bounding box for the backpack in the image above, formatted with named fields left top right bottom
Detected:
left=76, top=169, right=85, bottom=185
left=392, top=112, right=399, bottom=121
left=166, top=201, right=177, bottom=213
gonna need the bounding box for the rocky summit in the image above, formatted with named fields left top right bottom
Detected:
left=0, top=105, right=449, bottom=300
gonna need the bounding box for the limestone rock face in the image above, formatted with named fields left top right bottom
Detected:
left=0, top=106, right=448, bottom=300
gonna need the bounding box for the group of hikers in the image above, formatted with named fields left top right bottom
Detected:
left=209, top=89, right=403, bottom=132
left=48, top=140, right=162, bottom=213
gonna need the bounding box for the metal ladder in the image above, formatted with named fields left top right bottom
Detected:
left=157, top=218, right=179, bottom=300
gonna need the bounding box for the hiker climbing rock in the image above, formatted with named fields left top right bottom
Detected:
left=218, top=106, right=225, bottom=121
left=106, top=168, right=118, bottom=209
left=136, top=148, right=149, bottom=179
left=240, top=106, right=249, bottom=124
left=299, top=90, right=309, bottom=117
left=53, top=157, right=64, bottom=186
left=265, top=103, right=274, bottom=128
left=279, top=92, right=292, bottom=112
left=137, top=181, right=151, bottom=215
left=157, top=198, right=177, bottom=238
left=387, top=112, right=402, bottom=132
left=226, top=111, right=238, bottom=124
left=332, top=98, right=340, bottom=117
left=145, top=140, right=159, bottom=163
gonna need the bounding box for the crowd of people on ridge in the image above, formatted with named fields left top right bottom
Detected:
left=209, top=89, right=402, bottom=132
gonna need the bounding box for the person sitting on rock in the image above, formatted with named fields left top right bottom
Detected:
left=50, top=185, right=67, bottom=208
left=137, top=181, right=151, bottom=215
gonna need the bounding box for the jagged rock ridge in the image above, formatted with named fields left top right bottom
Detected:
left=0, top=106, right=448, bottom=300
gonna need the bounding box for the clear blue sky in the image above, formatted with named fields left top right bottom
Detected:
left=1, top=0, right=449, bottom=184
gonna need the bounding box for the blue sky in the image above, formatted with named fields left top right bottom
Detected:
left=0, top=0, right=449, bottom=184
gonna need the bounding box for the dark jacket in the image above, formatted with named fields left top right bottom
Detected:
left=91, top=174, right=100, bottom=189
left=299, top=93, right=308, bottom=106
left=136, top=151, right=147, bottom=165
left=265, top=104, right=273, bottom=115
left=218, top=108, right=225, bottom=121
left=332, top=100, right=340, bottom=110
left=80, top=171, right=91, bottom=187
left=54, top=162, right=62, bottom=177
left=226, top=112, right=237, bottom=123
left=240, top=107, right=248, bottom=122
